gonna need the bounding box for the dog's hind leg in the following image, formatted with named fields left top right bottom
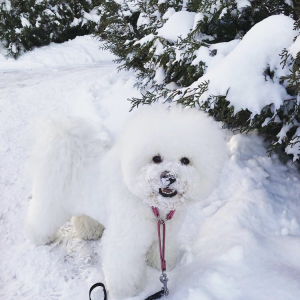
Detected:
left=26, top=197, right=71, bottom=245
left=25, top=117, right=111, bottom=245
left=72, top=215, right=104, bottom=240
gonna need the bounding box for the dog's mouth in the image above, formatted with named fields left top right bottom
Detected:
left=159, top=188, right=177, bottom=198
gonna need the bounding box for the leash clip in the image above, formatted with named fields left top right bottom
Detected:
left=160, top=272, right=169, bottom=296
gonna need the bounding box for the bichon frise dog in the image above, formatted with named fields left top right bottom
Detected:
left=26, top=105, right=226, bottom=298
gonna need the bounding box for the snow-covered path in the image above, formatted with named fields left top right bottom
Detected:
left=1, top=36, right=300, bottom=300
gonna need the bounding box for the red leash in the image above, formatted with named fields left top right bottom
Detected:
left=149, top=207, right=175, bottom=298
left=151, top=207, right=175, bottom=272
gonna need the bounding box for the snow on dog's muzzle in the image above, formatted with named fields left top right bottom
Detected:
left=159, top=171, right=177, bottom=198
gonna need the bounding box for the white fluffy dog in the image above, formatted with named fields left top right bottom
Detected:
left=26, top=105, right=226, bottom=298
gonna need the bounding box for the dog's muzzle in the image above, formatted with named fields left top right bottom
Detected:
left=159, top=171, right=177, bottom=198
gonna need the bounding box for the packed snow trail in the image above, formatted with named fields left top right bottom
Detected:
left=1, top=36, right=300, bottom=300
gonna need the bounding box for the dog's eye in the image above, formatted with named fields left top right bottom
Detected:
left=152, top=155, right=162, bottom=163
left=180, top=157, right=190, bottom=165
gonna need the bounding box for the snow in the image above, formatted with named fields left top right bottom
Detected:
left=285, top=0, right=293, bottom=5
left=20, top=16, right=30, bottom=27
left=219, top=8, right=228, bottom=19
left=277, top=123, right=293, bottom=144
left=134, top=34, right=155, bottom=46
left=137, top=13, right=151, bottom=28
left=192, top=39, right=240, bottom=73
left=0, top=36, right=115, bottom=69
left=192, top=12, right=204, bottom=30
left=236, top=0, right=251, bottom=9
left=71, top=17, right=80, bottom=26
left=154, top=66, right=165, bottom=84
left=289, top=35, right=300, bottom=58
left=285, top=127, right=300, bottom=162
left=153, top=39, right=164, bottom=56
left=1, top=33, right=300, bottom=300
left=84, top=8, right=101, bottom=23
left=157, top=11, right=196, bottom=42
left=1, top=0, right=11, bottom=10
left=177, top=134, right=300, bottom=300
left=162, top=7, right=176, bottom=20
left=190, top=15, right=297, bottom=115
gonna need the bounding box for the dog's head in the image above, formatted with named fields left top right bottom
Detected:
left=120, top=105, right=227, bottom=211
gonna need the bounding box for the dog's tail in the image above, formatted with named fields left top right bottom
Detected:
left=25, top=117, right=112, bottom=245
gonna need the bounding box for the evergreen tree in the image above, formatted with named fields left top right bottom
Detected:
left=267, top=18, right=300, bottom=161
left=96, top=0, right=300, bottom=163
left=96, top=0, right=294, bottom=91
left=0, top=0, right=102, bottom=58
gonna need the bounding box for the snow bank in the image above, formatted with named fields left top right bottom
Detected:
left=175, top=133, right=300, bottom=300
left=0, top=35, right=115, bottom=70
left=192, top=15, right=296, bottom=115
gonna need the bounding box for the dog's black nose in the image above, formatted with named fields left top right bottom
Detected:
left=160, top=171, right=176, bottom=186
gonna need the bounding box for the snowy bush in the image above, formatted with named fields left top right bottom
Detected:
left=96, top=0, right=300, bottom=163
left=0, top=0, right=102, bottom=58
left=274, top=20, right=300, bottom=161
left=96, top=0, right=294, bottom=88
left=168, top=16, right=300, bottom=162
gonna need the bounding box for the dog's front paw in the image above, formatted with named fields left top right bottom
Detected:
left=103, top=249, right=147, bottom=299
left=105, top=267, right=146, bottom=299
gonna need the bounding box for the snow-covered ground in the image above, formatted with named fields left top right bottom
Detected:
left=1, top=35, right=300, bottom=300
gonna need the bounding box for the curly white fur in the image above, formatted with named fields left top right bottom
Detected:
left=26, top=105, right=227, bottom=299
